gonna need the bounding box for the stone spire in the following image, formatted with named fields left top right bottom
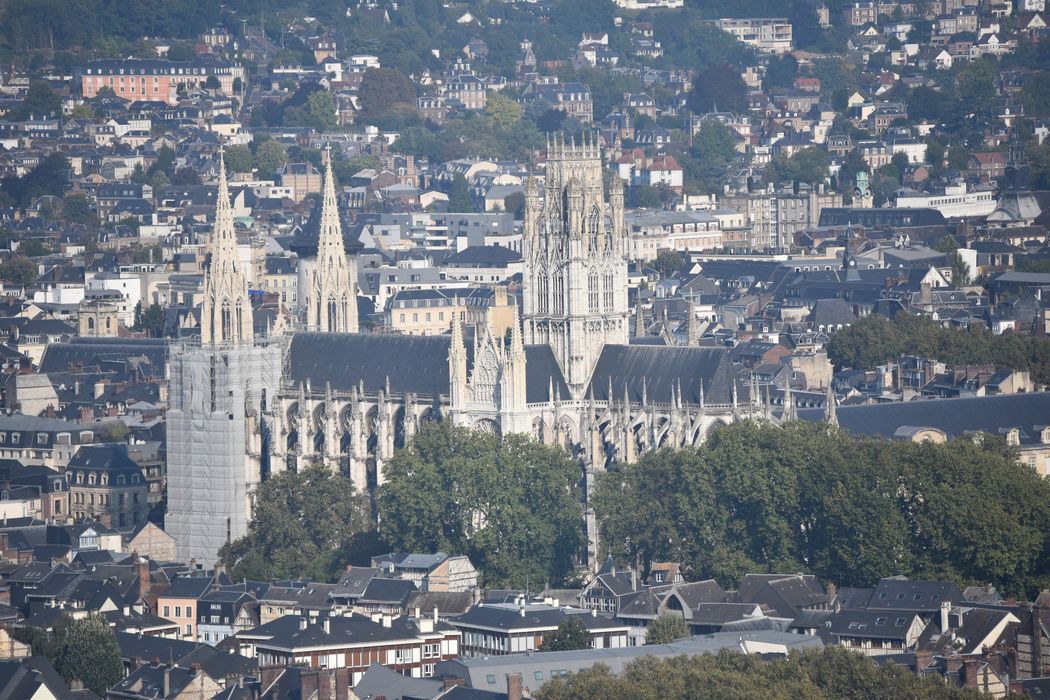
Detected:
left=782, top=380, right=797, bottom=422
left=448, top=315, right=468, bottom=409
left=634, top=295, right=646, bottom=338
left=824, top=384, right=837, bottom=427
left=306, top=145, right=358, bottom=333
left=686, top=295, right=698, bottom=346
left=201, top=146, right=253, bottom=346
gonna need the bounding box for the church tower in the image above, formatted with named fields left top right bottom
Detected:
left=201, top=148, right=254, bottom=345
left=305, top=147, right=359, bottom=333
left=167, top=147, right=283, bottom=567
left=523, top=132, right=629, bottom=394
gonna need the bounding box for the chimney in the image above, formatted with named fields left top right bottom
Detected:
left=322, top=617, right=330, bottom=634
left=381, top=614, right=391, bottom=628
left=135, top=554, right=150, bottom=598
left=163, top=667, right=171, bottom=698
left=507, top=673, right=523, bottom=700
left=940, top=601, right=951, bottom=632
left=825, top=581, right=837, bottom=606
left=915, top=650, right=933, bottom=673
left=433, top=606, right=439, bottom=623
left=94, top=380, right=105, bottom=399
left=414, top=606, right=420, bottom=619
left=962, top=658, right=980, bottom=689
left=300, top=617, right=308, bottom=631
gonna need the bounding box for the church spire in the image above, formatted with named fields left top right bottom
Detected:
left=824, top=384, right=837, bottom=427
left=306, top=145, right=358, bottom=333
left=201, top=145, right=253, bottom=346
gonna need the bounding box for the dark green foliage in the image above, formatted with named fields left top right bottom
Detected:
left=536, top=646, right=985, bottom=700
left=8, top=80, right=61, bottom=120
left=358, top=68, right=417, bottom=125
left=55, top=614, right=124, bottom=696
left=827, top=313, right=1050, bottom=384
left=133, top=302, right=165, bottom=337
left=446, top=174, right=474, bottom=213
left=0, top=153, right=69, bottom=208
left=594, top=421, right=1050, bottom=596
left=0, top=257, right=40, bottom=285
left=687, top=64, right=749, bottom=115
left=764, top=147, right=830, bottom=185
left=655, top=250, right=684, bottom=277
left=377, top=422, right=585, bottom=588
left=684, top=121, right=738, bottom=192
left=540, top=617, right=592, bottom=651
left=218, top=466, right=372, bottom=582
left=62, top=194, right=96, bottom=226
left=644, top=615, right=689, bottom=645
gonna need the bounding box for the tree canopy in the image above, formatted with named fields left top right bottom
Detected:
left=218, top=466, right=372, bottom=582
left=826, top=313, right=1050, bottom=384
left=594, top=420, right=1050, bottom=597
left=535, top=646, right=984, bottom=700
left=54, top=614, right=124, bottom=696
left=540, top=617, right=591, bottom=651
left=644, top=615, right=689, bottom=645
left=378, top=422, right=585, bottom=588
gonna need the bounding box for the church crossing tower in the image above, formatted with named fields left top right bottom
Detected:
left=522, top=132, right=629, bottom=394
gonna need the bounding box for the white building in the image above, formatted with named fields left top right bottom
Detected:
left=894, top=183, right=997, bottom=218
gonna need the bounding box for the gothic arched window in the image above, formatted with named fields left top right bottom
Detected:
left=537, top=271, right=549, bottom=314
left=603, top=273, right=614, bottom=310
left=588, top=206, right=601, bottom=252
left=588, top=271, right=599, bottom=312
left=221, top=301, right=232, bottom=342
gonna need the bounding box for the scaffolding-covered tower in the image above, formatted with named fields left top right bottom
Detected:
left=166, top=149, right=283, bottom=566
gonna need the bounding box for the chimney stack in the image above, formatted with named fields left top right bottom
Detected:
left=507, top=673, right=523, bottom=700
left=163, top=667, right=171, bottom=698
left=940, top=601, right=951, bottom=632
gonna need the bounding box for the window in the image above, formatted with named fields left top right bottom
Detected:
left=164, top=606, right=170, bottom=617
left=534, top=672, right=544, bottom=681
left=486, top=675, right=496, bottom=685
left=186, top=607, right=192, bottom=618
left=175, top=606, right=181, bottom=617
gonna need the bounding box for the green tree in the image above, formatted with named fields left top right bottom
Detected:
left=540, top=617, right=591, bottom=651
left=62, top=193, right=96, bottom=225
left=304, top=90, right=338, bottom=130
left=1023, top=72, right=1050, bottom=118
left=687, top=64, right=748, bottom=115
left=55, top=614, right=123, bottom=696
left=687, top=121, right=738, bottom=191
left=224, top=144, right=253, bottom=173
left=0, top=257, right=39, bottom=285
left=655, top=250, right=684, bottom=277
left=219, top=466, right=371, bottom=582
left=378, top=422, right=584, bottom=587
left=134, top=302, right=165, bottom=337
left=485, top=92, right=523, bottom=129
left=631, top=185, right=662, bottom=209
left=358, top=67, right=417, bottom=124
left=955, top=60, right=996, bottom=116
left=254, top=140, right=288, bottom=177
left=446, top=174, right=474, bottom=213
left=9, top=80, right=61, bottom=120
left=645, top=615, right=690, bottom=645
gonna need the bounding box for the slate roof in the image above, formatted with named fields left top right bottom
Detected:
left=798, top=392, right=1050, bottom=445
left=524, top=345, right=570, bottom=403
left=353, top=662, right=443, bottom=700
left=827, top=610, right=920, bottom=640
left=866, top=578, right=963, bottom=613
left=587, top=345, right=734, bottom=404
left=288, top=332, right=451, bottom=397
left=40, top=337, right=167, bottom=378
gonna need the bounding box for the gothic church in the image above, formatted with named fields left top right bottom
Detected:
left=167, top=138, right=761, bottom=566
